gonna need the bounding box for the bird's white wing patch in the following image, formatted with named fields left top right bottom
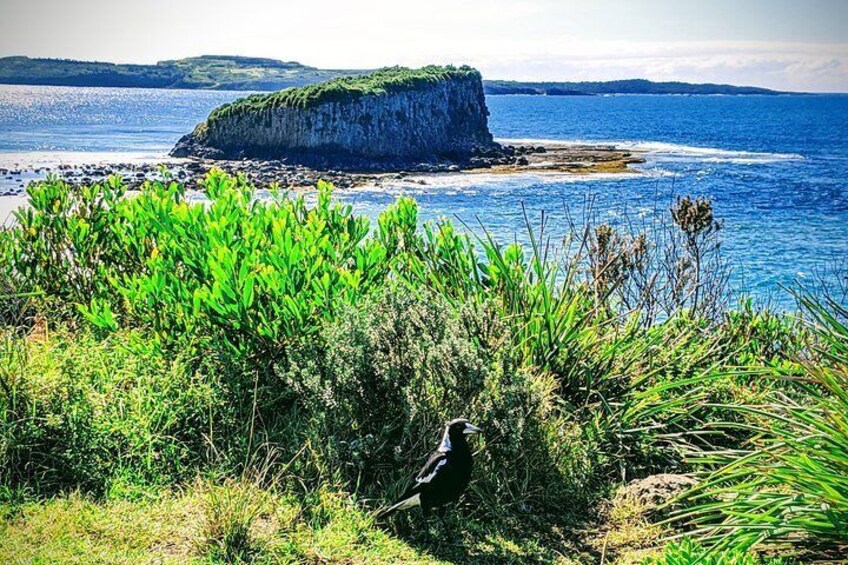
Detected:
left=387, top=493, right=421, bottom=513
left=417, top=459, right=447, bottom=484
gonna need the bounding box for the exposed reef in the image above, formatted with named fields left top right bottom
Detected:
left=0, top=143, right=644, bottom=199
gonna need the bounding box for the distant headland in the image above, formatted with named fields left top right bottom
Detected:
left=0, top=55, right=789, bottom=95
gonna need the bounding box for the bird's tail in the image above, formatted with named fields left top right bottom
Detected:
left=373, top=493, right=421, bottom=520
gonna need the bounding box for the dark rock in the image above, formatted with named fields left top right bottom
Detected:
left=615, top=474, right=696, bottom=515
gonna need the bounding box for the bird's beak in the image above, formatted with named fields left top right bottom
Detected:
left=463, top=423, right=482, bottom=435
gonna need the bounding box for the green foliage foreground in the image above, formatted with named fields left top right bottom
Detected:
left=0, top=172, right=844, bottom=563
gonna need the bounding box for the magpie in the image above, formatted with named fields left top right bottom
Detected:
left=377, top=418, right=482, bottom=518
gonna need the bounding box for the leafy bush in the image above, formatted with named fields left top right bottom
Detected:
left=0, top=227, right=35, bottom=330
left=9, top=173, right=402, bottom=362
left=279, top=287, right=595, bottom=515
left=719, top=298, right=805, bottom=367
left=9, top=176, right=130, bottom=308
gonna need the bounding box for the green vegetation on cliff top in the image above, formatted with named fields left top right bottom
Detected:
left=205, top=65, right=481, bottom=123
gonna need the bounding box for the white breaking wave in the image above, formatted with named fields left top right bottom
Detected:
left=496, top=138, right=804, bottom=164
left=0, top=150, right=179, bottom=169
left=617, top=141, right=804, bottom=163
left=350, top=170, right=643, bottom=195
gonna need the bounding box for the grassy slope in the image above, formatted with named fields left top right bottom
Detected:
left=163, top=55, right=369, bottom=90
left=0, top=489, right=453, bottom=564
left=0, top=482, right=786, bottom=564
left=0, top=496, right=581, bottom=565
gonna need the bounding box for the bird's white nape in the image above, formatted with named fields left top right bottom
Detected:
left=437, top=425, right=452, bottom=452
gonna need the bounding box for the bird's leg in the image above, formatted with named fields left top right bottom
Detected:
left=421, top=506, right=433, bottom=546
left=423, top=506, right=449, bottom=552
left=441, top=506, right=458, bottom=550
left=436, top=505, right=449, bottom=530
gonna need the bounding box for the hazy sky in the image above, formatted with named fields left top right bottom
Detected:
left=1, top=0, right=847, bottom=91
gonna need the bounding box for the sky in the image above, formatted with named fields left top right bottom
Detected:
left=1, top=0, right=846, bottom=92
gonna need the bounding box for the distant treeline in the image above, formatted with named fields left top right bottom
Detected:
left=0, top=55, right=786, bottom=94
left=0, top=55, right=365, bottom=91
left=483, top=78, right=783, bottom=96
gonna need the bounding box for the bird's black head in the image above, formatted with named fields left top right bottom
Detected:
left=438, top=418, right=482, bottom=452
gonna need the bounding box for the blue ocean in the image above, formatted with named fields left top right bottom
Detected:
left=1, top=85, right=846, bottom=308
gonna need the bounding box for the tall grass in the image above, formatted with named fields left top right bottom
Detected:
left=668, top=295, right=848, bottom=557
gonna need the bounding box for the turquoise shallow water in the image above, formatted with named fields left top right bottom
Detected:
left=1, top=85, right=847, bottom=308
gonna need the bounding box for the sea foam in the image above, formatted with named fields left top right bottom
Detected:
left=497, top=138, right=804, bottom=164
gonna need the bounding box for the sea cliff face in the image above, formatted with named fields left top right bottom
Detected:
left=172, top=66, right=498, bottom=169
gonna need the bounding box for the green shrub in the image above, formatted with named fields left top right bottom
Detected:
left=719, top=298, right=805, bottom=367
left=279, top=287, right=590, bottom=515
left=9, top=176, right=130, bottom=311
left=0, top=227, right=35, bottom=330
left=9, top=173, right=404, bottom=363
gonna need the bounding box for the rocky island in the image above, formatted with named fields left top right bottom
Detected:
left=172, top=65, right=504, bottom=170
left=172, top=65, right=644, bottom=176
